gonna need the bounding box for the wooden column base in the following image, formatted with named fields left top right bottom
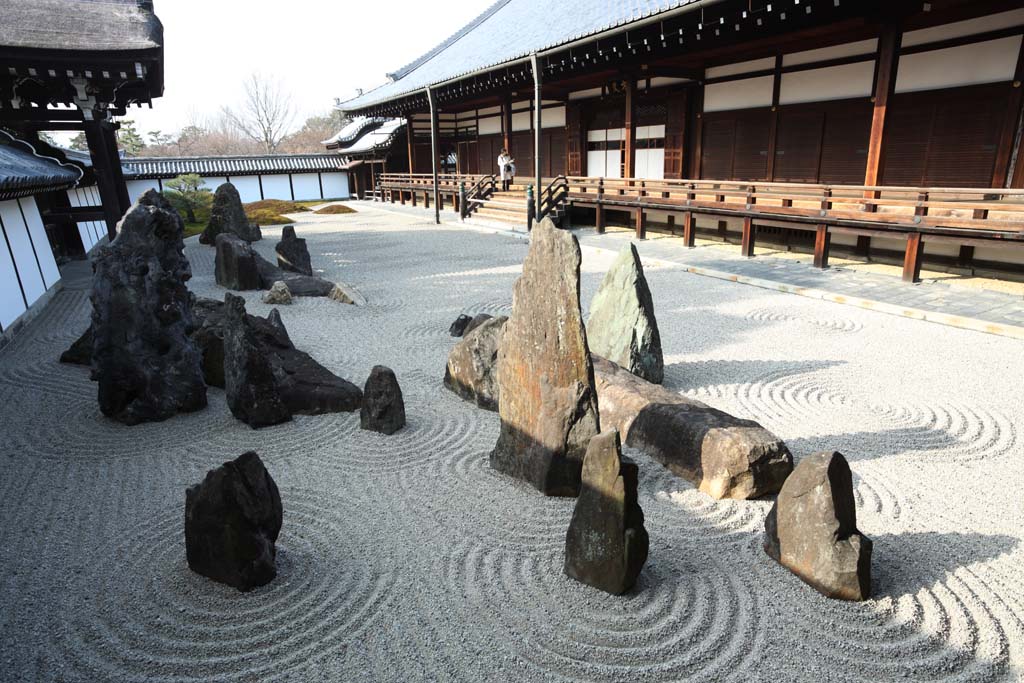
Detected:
left=596, top=205, right=605, bottom=234
left=717, top=220, right=728, bottom=242
left=813, top=224, right=831, bottom=269
left=903, top=233, right=924, bottom=283
left=855, top=235, right=871, bottom=259
left=682, top=212, right=695, bottom=248
left=740, top=217, right=755, bottom=258
left=635, top=208, right=645, bottom=239
left=666, top=214, right=676, bottom=235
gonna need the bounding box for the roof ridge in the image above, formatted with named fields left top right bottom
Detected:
left=123, top=153, right=342, bottom=162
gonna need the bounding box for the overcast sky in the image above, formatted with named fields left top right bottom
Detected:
left=123, top=0, right=487, bottom=137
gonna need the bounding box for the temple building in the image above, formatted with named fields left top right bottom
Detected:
left=335, top=0, right=1024, bottom=281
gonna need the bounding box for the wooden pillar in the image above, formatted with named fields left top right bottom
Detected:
left=993, top=40, right=1024, bottom=187
left=634, top=207, right=645, bottom=239
left=84, top=119, right=130, bottom=240
left=902, top=233, right=924, bottom=283
left=426, top=87, right=440, bottom=224
left=766, top=55, right=783, bottom=181
left=624, top=77, right=636, bottom=179
left=502, top=94, right=512, bottom=155
left=813, top=224, right=831, bottom=269
left=692, top=84, right=705, bottom=179
left=666, top=214, right=676, bottom=234
left=596, top=177, right=605, bottom=233
left=856, top=235, right=871, bottom=258
left=531, top=53, right=543, bottom=219
left=682, top=211, right=695, bottom=248
left=406, top=115, right=416, bottom=175
left=717, top=219, right=728, bottom=242
left=740, top=217, right=755, bottom=257
left=864, top=27, right=902, bottom=188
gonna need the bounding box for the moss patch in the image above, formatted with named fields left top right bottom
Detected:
left=314, top=204, right=357, bottom=215
left=244, top=199, right=310, bottom=215
left=246, top=209, right=293, bottom=225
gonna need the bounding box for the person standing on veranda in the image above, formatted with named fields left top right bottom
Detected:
left=497, top=148, right=513, bottom=191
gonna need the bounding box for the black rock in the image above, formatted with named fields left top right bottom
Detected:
left=200, top=183, right=261, bottom=244
left=185, top=451, right=282, bottom=591
left=449, top=314, right=472, bottom=337
left=463, top=313, right=493, bottom=336
left=215, top=233, right=261, bottom=290
left=276, top=225, right=313, bottom=276
left=223, top=293, right=292, bottom=429
left=60, top=326, right=93, bottom=366
left=90, top=189, right=207, bottom=424
left=360, top=365, right=406, bottom=435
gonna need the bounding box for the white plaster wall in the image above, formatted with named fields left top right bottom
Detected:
left=291, top=173, right=321, bottom=201
left=784, top=39, right=878, bottom=66
left=320, top=172, right=350, bottom=199
left=645, top=77, right=689, bottom=89
left=706, top=56, right=775, bottom=79
left=68, top=187, right=101, bottom=252
left=201, top=177, right=229, bottom=193
left=260, top=175, right=292, bottom=200
left=19, top=197, right=60, bottom=288
left=231, top=176, right=262, bottom=203
left=0, top=200, right=45, bottom=305
left=543, top=105, right=566, bottom=129
left=902, top=8, right=1024, bottom=48
left=895, top=36, right=1023, bottom=94
left=511, top=111, right=531, bottom=132
left=0, top=196, right=60, bottom=332
left=569, top=87, right=602, bottom=101
left=779, top=61, right=875, bottom=105
left=636, top=149, right=665, bottom=179
left=704, top=75, right=774, bottom=112
left=479, top=116, right=502, bottom=135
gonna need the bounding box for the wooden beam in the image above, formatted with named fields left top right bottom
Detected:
left=813, top=224, right=831, bottom=268
left=624, top=77, right=636, bottom=180
left=741, top=217, right=755, bottom=257
left=864, top=27, right=902, bottom=188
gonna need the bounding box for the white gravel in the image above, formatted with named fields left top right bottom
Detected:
left=0, top=203, right=1022, bottom=682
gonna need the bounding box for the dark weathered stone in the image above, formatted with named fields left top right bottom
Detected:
left=185, top=451, right=282, bottom=591
left=215, top=233, right=261, bottom=290
left=587, top=243, right=664, bottom=383
left=764, top=451, right=872, bottom=601
left=463, top=313, right=493, bottom=337
left=200, top=182, right=261, bottom=244
left=360, top=365, right=406, bottom=435
left=276, top=225, right=312, bottom=276
left=90, top=189, right=207, bottom=424
left=449, top=314, right=472, bottom=337
left=594, top=356, right=792, bottom=499
left=443, top=316, right=507, bottom=411
left=564, top=430, right=648, bottom=595
left=490, top=218, right=600, bottom=497
left=60, top=326, right=93, bottom=366
left=223, top=293, right=292, bottom=428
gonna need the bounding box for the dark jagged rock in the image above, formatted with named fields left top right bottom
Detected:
left=199, top=182, right=261, bottom=244
left=765, top=451, right=872, bottom=601
left=463, top=313, right=493, bottom=337
left=215, top=233, right=261, bottom=290
left=223, top=293, right=291, bottom=429
left=587, top=243, right=664, bottom=384
left=185, top=451, right=282, bottom=591
left=564, top=430, right=648, bottom=595
left=360, top=365, right=406, bottom=435
left=444, top=316, right=506, bottom=411
left=60, top=326, right=93, bottom=367
left=449, top=314, right=472, bottom=337
left=276, top=225, right=312, bottom=276
left=90, top=189, right=207, bottom=424
left=192, top=297, right=362, bottom=415
left=594, top=356, right=792, bottom=499
left=490, top=218, right=600, bottom=497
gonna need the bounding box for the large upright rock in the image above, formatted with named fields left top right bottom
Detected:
left=215, top=233, right=261, bottom=290
left=490, top=218, right=600, bottom=497
left=564, top=430, right=648, bottom=595
left=587, top=244, right=664, bottom=384
left=185, top=451, right=282, bottom=591
left=443, top=316, right=506, bottom=411
left=200, top=182, right=261, bottom=244
left=764, top=451, right=872, bottom=601
left=276, top=225, right=312, bottom=276
left=594, top=356, right=791, bottom=499
left=222, top=293, right=292, bottom=429
left=90, top=189, right=207, bottom=424
left=360, top=366, right=406, bottom=435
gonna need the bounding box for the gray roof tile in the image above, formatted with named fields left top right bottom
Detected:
left=0, top=131, right=82, bottom=199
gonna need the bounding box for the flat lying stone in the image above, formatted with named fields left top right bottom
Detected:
left=564, top=430, right=648, bottom=595
left=586, top=243, right=664, bottom=384
left=765, top=451, right=872, bottom=601
left=360, top=365, right=406, bottom=435
left=490, top=218, right=600, bottom=497
left=443, top=316, right=507, bottom=411
left=185, top=451, right=282, bottom=591
left=594, top=356, right=792, bottom=499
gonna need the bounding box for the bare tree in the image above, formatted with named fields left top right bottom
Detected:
left=221, top=73, right=296, bottom=154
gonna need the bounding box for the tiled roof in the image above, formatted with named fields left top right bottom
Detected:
left=340, top=0, right=701, bottom=111
left=321, top=116, right=385, bottom=147
left=0, top=131, right=82, bottom=199
left=335, top=119, right=405, bottom=159
left=121, top=154, right=348, bottom=180
left=0, top=0, right=162, bottom=52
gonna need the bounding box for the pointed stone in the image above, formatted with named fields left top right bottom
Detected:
left=764, top=451, right=872, bottom=601
left=214, top=233, right=261, bottom=290
left=200, top=182, right=261, bottom=244
left=587, top=243, right=663, bottom=383
left=275, top=225, right=312, bottom=276
left=222, top=293, right=292, bottom=429
left=444, top=316, right=506, bottom=411
left=360, top=365, right=406, bottom=435
left=90, top=189, right=207, bottom=424
left=564, top=430, right=648, bottom=595
left=490, top=218, right=600, bottom=496
left=185, top=451, right=282, bottom=591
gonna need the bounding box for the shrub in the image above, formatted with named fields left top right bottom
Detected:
left=314, top=204, right=357, bottom=215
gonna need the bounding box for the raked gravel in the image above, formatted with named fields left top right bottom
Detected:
left=0, top=204, right=1022, bottom=682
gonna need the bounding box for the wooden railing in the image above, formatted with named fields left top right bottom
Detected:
left=377, top=173, right=488, bottom=213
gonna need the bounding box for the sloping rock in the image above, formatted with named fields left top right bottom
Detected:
left=215, top=233, right=261, bottom=290
left=60, top=326, right=93, bottom=367
left=594, top=356, right=792, bottom=499
left=564, top=430, right=648, bottom=595
left=200, top=182, right=261, bottom=244
left=360, top=365, right=406, bottom=435
left=764, top=451, right=872, bottom=601
left=587, top=244, right=663, bottom=384
left=185, top=451, right=282, bottom=591
left=443, top=316, right=507, bottom=411
left=263, top=281, right=293, bottom=305
left=328, top=282, right=366, bottom=305
left=449, top=314, right=472, bottom=337
left=90, top=189, right=207, bottom=424
left=276, top=225, right=312, bottom=276
left=223, top=293, right=291, bottom=428
left=490, top=218, right=600, bottom=497
left=463, top=313, right=493, bottom=337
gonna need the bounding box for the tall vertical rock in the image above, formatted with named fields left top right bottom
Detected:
left=586, top=243, right=664, bottom=384
left=199, top=182, right=261, bottom=244
left=764, top=451, right=872, bottom=601
left=490, top=218, right=600, bottom=496
left=276, top=225, right=313, bottom=276
left=564, top=430, right=648, bottom=595
left=90, top=189, right=207, bottom=424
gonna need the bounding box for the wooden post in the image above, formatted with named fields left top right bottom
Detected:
left=635, top=207, right=645, bottom=239
left=813, top=224, right=831, bottom=269
left=667, top=214, right=676, bottom=234
left=410, top=188, right=416, bottom=207
left=902, top=233, right=924, bottom=282
left=596, top=178, right=605, bottom=233
left=624, top=77, right=636, bottom=180
left=740, top=217, right=755, bottom=257
left=531, top=53, right=543, bottom=220
left=864, top=27, right=902, bottom=189
left=426, top=88, right=441, bottom=224
left=406, top=115, right=416, bottom=175
left=683, top=211, right=695, bottom=248
left=502, top=94, right=512, bottom=156
left=83, top=119, right=130, bottom=240
left=993, top=40, right=1024, bottom=187
left=717, top=220, right=728, bottom=242
left=766, top=55, right=783, bottom=181
left=692, top=84, right=705, bottom=179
